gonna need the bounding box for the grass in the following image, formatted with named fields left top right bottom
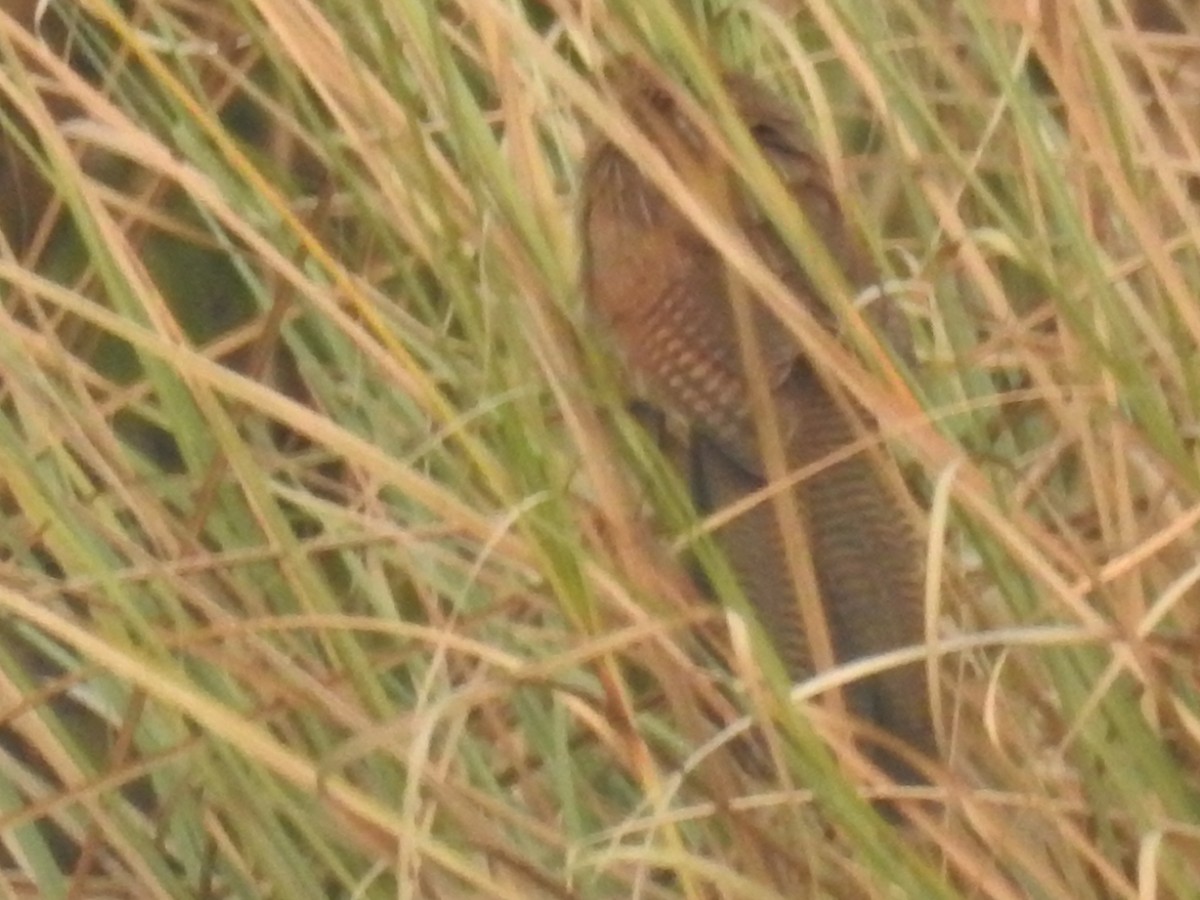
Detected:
left=0, top=0, right=1199, bottom=897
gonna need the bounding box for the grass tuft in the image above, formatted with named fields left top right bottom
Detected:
left=0, top=1, right=1198, bottom=896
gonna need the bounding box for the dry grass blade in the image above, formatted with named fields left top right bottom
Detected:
left=0, top=1, right=1197, bottom=898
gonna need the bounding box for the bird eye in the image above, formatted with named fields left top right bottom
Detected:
left=646, top=88, right=674, bottom=113
left=749, top=122, right=797, bottom=155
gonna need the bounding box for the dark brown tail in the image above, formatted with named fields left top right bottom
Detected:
left=686, top=367, right=935, bottom=783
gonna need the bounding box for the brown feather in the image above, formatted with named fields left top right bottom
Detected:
left=581, top=60, right=935, bottom=781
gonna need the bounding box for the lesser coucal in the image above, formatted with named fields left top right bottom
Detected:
left=579, top=61, right=935, bottom=782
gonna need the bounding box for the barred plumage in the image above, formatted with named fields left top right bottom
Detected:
left=580, top=60, right=935, bottom=783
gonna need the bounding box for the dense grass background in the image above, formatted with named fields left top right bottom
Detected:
left=1, top=0, right=1199, bottom=896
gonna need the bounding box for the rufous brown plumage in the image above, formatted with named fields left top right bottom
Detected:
left=580, top=60, right=935, bottom=782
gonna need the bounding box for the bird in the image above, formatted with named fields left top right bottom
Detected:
left=578, top=58, right=936, bottom=784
